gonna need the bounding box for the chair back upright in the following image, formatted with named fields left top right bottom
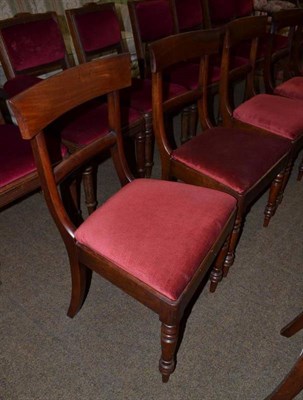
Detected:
left=9, top=54, right=133, bottom=244
left=219, top=15, right=269, bottom=124
left=65, top=2, right=125, bottom=64
left=149, top=28, right=223, bottom=160
left=128, top=0, right=177, bottom=78
left=264, top=8, right=303, bottom=88
left=0, top=12, right=71, bottom=79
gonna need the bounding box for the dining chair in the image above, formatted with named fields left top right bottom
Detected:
left=65, top=1, right=187, bottom=178
left=9, top=53, right=238, bottom=382
left=220, top=15, right=303, bottom=205
left=149, top=28, right=291, bottom=282
left=128, top=0, right=204, bottom=143
left=264, top=310, right=303, bottom=399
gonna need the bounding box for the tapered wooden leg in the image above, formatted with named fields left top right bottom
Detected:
left=281, top=311, right=303, bottom=338
left=277, top=160, right=292, bottom=205
left=210, top=236, right=230, bottom=292
left=264, top=171, right=284, bottom=227
left=82, top=165, right=97, bottom=215
left=264, top=353, right=303, bottom=400
left=297, top=157, right=303, bottom=181
left=134, top=127, right=146, bottom=178
left=67, top=258, right=92, bottom=318
left=223, top=215, right=242, bottom=277
left=181, top=107, right=190, bottom=144
left=143, top=114, right=154, bottom=178
left=159, top=323, right=179, bottom=383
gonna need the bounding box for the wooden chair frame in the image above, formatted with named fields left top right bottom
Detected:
left=9, top=54, right=237, bottom=382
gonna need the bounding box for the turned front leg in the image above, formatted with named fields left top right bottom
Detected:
left=210, top=236, right=230, bottom=292
left=264, top=171, right=284, bottom=227
left=159, top=323, right=179, bottom=383
left=223, top=215, right=242, bottom=277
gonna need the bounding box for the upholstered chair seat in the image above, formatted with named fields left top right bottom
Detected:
left=3, top=75, right=42, bottom=98
left=274, top=77, right=303, bottom=101
left=0, top=123, right=67, bottom=209
left=172, top=127, right=291, bottom=193
left=75, top=179, right=236, bottom=301
left=233, top=94, right=303, bottom=140
left=58, top=101, right=143, bottom=149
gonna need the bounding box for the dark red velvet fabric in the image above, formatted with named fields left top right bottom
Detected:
left=233, top=94, right=303, bottom=140
left=235, top=33, right=288, bottom=60
left=3, top=75, right=42, bottom=98
left=0, top=125, right=36, bottom=187
left=175, top=0, right=203, bottom=32
left=209, top=0, right=236, bottom=24
left=2, top=17, right=66, bottom=72
left=235, top=0, right=253, bottom=17
left=75, top=179, right=236, bottom=301
left=0, top=123, right=67, bottom=187
left=172, top=127, right=291, bottom=194
left=274, top=77, right=303, bottom=101
left=60, top=101, right=141, bottom=147
left=121, top=78, right=186, bottom=112
left=135, top=0, right=174, bottom=41
left=74, top=9, right=121, bottom=53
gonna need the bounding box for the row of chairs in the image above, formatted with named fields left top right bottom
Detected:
left=1, top=0, right=303, bottom=388
left=1, top=1, right=303, bottom=213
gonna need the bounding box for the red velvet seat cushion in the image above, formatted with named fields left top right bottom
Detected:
left=75, top=179, right=236, bottom=301
left=1, top=17, right=66, bottom=72
left=233, top=94, right=303, bottom=140
left=60, top=101, right=142, bottom=147
left=0, top=125, right=36, bottom=187
left=4, top=75, right=42, bottom=98
left=172, top=127, right=290, bottom=194
left=274, top=77, right=303, bottom=101
left=121, top=78, right=186, bottom=112
left=165, top=62, right=220, bottom=89
left=0, top=124, right=67, bottom=187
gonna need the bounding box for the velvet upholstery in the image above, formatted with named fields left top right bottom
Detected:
left=174, top=0, right=203, bottom=31
left=60, top=101, right=142, bottom=147
left=74, top=9, right=121, bottom=52
left=134, top=0, right=175, bottom=41
left=172, top=127, right=291, bottom=193
left=0, top=124, right=67, bottom=187
left=235, top=33, right=289, bottom=60
left=1, top=17, right=66, bottom=72
left=75, top=179, right=237, bottom=301
left=274, top=77, right=303, bottom=101
left=122, top=77, right=186, bottom=112
left=0, top=125, right=35, bottom=187
left=233, top=94, right=303, bottom=140
left=208, top=0, right=236, bottom=24
left=235, top=0, right=254, bottom=17
left=3, top=75, right=42, bottom=97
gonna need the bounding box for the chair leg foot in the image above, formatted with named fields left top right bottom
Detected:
left=223, top=216, right=242, bottom=277
left=263, top=171, right=284, bottom=227
left=210, top=236, right=230, bottom=292
left=159, top=323, right=179, bottom=383
left=67, top=260, right=92, bottom=318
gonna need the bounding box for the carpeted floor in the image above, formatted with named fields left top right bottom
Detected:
left=0, top=138, right=302, bottom=399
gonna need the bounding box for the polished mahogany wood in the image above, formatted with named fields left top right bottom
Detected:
left=9, top=54, right=237, bottom=382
